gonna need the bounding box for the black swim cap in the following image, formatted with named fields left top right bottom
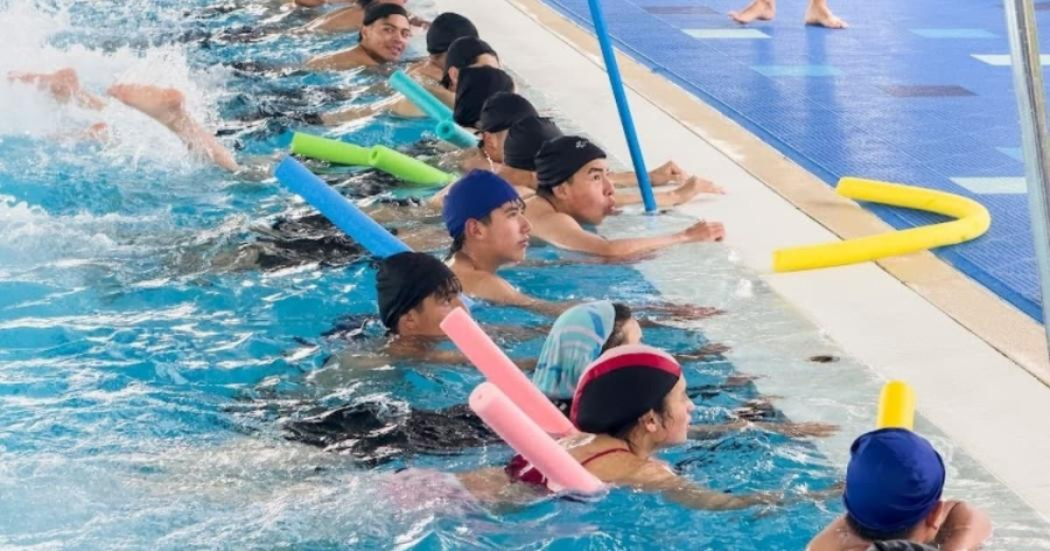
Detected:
left=363, top=3, right=408, bottom=27
left=427, top=13, right=479, bottom=54
left=453, top=66, right=515, bottom=128
left=479, top=92, right=539, bottom=134
left=535, top=135, right=607, bottom=188
left=376, top=252, right=461, bottom=333
left=442, top=36, right=498, bottom=88
left=502, top=116, right=563, bottom=171
left=571, top=345, right=682, bottom=435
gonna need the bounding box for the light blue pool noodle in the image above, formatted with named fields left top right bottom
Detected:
left=274, top=157, right=410, bottom=258
left=389, top=70, right=453, bottom=121
left=436, top=119, right=480, bottom=149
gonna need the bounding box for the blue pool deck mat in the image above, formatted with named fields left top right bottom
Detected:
left=540, top=0, right=1048, bottom=320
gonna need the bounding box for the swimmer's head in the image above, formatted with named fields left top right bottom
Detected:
left=360, top=3, right=412, bottom=63
left=844, top=429, right=946, bottom=542
left=571, top=345, right=693, bottom=446
left=427, top=13, right=479, bottom=67
left=453, top=67, right=515, bottom=129
left=477, top=92, right=539, bottom=164
left=502, top=116, right=562, bottom=178
left=443, top=170, right=531, bottom=265
left=535, top=136, right=615, bottom=225
left=376, top=251, right=465, bottom=337
left=603, top=303, right=642, bottom=351
left=442, top=36, right=499, bottom=90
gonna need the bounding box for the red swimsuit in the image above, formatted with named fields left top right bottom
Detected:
left=505, top=447, right=632, bottom=488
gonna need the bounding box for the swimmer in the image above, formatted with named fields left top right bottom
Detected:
left=808, top=429, right=991, bottom=550
left=452, top=66, right=516, bottom=130
left=492, top=116, right=709, bottom=207
left=730, top=0, right=847, bottom=29
left=7, top=68, right=240, bottom=172
left=408, top=13, right=479, bottom=83
left=526, top=136, right=725, bottom=257
left=533, top=301, right=838, bottom=438
left=457, top=346, right=830, bottom=508
left=300, top=0, right=428, bottom=34
left=305, top=4, right=412, bottom=71
left=463, top=91, right=540, bottom=172
left=439, top=171, right=724, bottom=319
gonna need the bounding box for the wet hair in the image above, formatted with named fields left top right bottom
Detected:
left=362, top=3, right=408, bottom=26
left=445, top=196, right=526, bottom=257
left=845, top=515, right=918, bottom=543
left=600, top=303, right=633, bottom=352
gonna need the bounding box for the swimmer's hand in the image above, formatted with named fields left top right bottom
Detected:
left=753, top=421, right=840, bottom=438
left=638, top=303, right=724, bottom=320
left=679, top=220, right=725, bottom=243
left=648, top=160, right=686, bottom=186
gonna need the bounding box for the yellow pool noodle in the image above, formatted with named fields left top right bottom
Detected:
left=773, top=178, right=992, bottom=273
left=876, top=380, right=915, bottom=430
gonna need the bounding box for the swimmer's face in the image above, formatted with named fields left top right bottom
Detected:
left=621, top=318, right=643, bottom=346
left=361, top=14, right=412, bottom=62
left=403, top=291, right=465, bottom=337
left=657, top=377, right=693, bottom=445
left=482, top=129, right=508, bottom=163
left=561, top=158, right=615, bottom=225
left=467, top=200, right=531, bottom=265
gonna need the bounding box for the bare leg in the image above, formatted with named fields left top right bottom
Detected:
left=8, top=68, right=107, bottom=110
left=805, top=0, right=847, bottom=28
left=107, top=84, right=240, bottom=172
left=729, top=0, right=775, bottom=24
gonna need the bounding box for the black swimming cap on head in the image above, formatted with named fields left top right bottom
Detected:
left=502, top=116, right=563, bottom=171
left=442, top=36, right=498, bottom=88
left=479, top=92, right=539, bottom=134
left=427, top=13, right=479, bottom=54
left=535, top=135, right=607, bottom=189
left=453, top=66, right=514, bottom=128
left=376, top=251, right=461, bottom=333
left=571, top=345, right=682, bottom=435
left=363, top=3, right=408, bottom=27
left=867, top=543, right=940, bottom=551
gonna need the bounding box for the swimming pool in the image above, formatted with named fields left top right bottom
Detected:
left=1, top=0, right=1047, bottom=548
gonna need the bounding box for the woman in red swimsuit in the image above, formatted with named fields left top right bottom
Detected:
left=457, top=345, right=779, bottom=509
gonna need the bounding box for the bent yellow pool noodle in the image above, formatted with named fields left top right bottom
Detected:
left=876, top=380, right=915, bottom=430
left=773, top=178, right=991, bottom=273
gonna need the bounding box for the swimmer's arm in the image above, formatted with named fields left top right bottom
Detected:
left=632, top=464, right=775, bottom=510
left=609, top=160, right=687, bottom=187
left=305, top=49, right=360, bottom=71
left=614, top=176, right=725, bottom=207
left=303, top=6, right=361, bottom=33
left=935, top=501, right=992, bottom=551
left=689, top=420, right=839, bottom=439
left=806, top=516, right=862, bottom=551
left=470, top=273, right=570, bottom=317
left=532, top=212, right=689, bottom=258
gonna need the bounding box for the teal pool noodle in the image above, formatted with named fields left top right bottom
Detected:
left=436, top=119, right=480, bottom=149
left=389, top=70, right=453, bottom=121
left=274, top=157, right=410, bottom=258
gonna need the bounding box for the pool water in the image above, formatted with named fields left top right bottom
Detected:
left=0, top=0, right=1045, bottom=549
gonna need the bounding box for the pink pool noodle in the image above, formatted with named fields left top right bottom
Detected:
left=440, top=307, right=574, bottom=436
left=469, top=382, right=603, bottom=494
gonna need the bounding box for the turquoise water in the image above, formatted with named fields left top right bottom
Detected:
left=0, top=0, right=856, bottom=548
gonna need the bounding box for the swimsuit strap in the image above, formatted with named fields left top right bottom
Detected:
left=579, top=447, right=633, bottom=467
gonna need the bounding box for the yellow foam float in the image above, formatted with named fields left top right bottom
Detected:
left=773, top=177, right=992, bottom=273
left=876, top=380, right=915, bottom=430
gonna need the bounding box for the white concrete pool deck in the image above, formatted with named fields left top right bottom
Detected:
left=442, top=0, right=1050, bottom=525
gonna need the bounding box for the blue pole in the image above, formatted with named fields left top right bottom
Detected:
left=586, top=0, right=657, bottom=213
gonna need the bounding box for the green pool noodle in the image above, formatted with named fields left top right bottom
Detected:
left=369, top=145, right=453, bottom=187
left=291, top=132, right=372, bottom=167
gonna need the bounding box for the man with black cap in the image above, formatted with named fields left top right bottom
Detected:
left=301, top=0, right=429, bottom=34
left=808, top=428, right=991, bottom=550
left=384, top=13, right=480, bottom=118
left=305, top=3, right=413, bottom=70
left=526, top=135, right=726, bottom=258
left=441, top=36, right=500, bottom=92
left=376, top=251, right=466, bottom=337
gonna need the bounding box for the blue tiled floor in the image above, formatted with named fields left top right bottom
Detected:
left=541, top=0, right=1047, bottom=320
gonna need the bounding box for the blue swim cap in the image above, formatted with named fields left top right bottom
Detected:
left=442, top=170, right=520, bottom=239
left=844, top=428, right=945, bottom=535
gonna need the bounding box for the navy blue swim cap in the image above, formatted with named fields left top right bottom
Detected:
left=442, top=170, right=521, bottom=240
left=844, top=428, right=945, bottom=535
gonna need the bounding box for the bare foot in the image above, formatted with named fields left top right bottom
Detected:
left=106, top=84, right=187, bottom=127
left=8, top=68, right=81, bottom=103
left=729, top=0, right=775, bottom=24
left=805, top=3, right=847, bottom=29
